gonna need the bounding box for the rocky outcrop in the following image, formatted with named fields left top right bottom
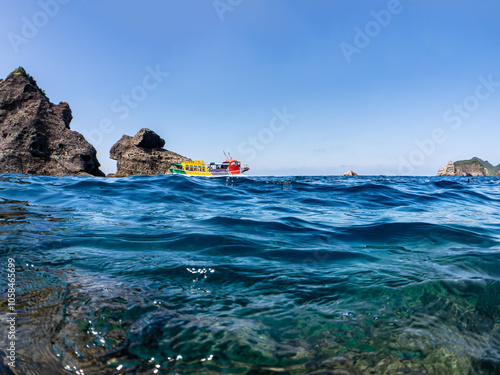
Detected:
left=341, top=170, right=358, bottom=176
left=437, top=158, right=499, bottom=177
left=437, top=161, right=457, bottom=176
left=109, top=128, right=188, bottom=177
left=0, top=67, right=104, bottom=176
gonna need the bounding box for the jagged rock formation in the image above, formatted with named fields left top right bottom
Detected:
left=341, top=170, right=358, bottom=176
left=0, top=67, right=104, bottom=176
left=437, top=157, right=500, bottom=177
left=109, top=128, right=189, bottom=177
left=437, top=161, right=457, bottom=176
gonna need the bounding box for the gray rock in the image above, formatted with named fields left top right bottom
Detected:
left=0, top=67, right=104, bottom=176
left=109, top=128, right=188, bottom=177
left=132, top=128, right=165, bottom=149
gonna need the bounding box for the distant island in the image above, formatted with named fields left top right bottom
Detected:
left=437, top=157, right=500, bottom=177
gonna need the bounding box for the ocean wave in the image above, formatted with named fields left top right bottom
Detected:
left=1, top=174, right=500, bottom=374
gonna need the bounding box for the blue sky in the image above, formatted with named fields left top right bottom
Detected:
left=1, top=0, right=499, bottom=175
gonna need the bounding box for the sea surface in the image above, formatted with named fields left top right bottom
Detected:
left=1, top=174, right=500, bottom=375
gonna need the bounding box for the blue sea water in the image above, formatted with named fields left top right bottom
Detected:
left=1, top=174, right=500, bottom=375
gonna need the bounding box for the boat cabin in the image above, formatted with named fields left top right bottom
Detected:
left=169, top=157, right=248, bottom=176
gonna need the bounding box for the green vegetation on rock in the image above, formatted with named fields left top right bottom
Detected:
left=455, top=157, right=500, bottom=176
left=9, top=67, right=35, bottom=84
left=7, top=66, right=47, bottom=98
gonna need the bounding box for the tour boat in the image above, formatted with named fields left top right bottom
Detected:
left=169, top=154, right=250, bottom=176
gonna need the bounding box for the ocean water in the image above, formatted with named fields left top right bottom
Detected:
left=1, top=174, right=500, bottom=375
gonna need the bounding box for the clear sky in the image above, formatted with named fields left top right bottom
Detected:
left=1, top=0, right=499, bottom=175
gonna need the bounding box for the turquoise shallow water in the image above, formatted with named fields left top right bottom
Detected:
left=1, top=174, right=500, bottom=374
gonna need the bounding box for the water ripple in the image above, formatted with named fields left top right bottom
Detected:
left=1, top=174, right=500, bottom=374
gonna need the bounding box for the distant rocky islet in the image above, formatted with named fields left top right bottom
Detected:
left=341, top=170, right=358, bottom=176
left=437, top=158, right=500, bottom=177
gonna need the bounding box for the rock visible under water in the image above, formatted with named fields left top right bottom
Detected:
left=0, top=67, right=104, bottom=176
left=109, top=128, right=189, bottom=177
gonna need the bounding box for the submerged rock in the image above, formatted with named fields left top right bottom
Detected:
left=109, top=128, right=188, bottom=177
left=0, top=67, right=104, bottom=176
left=341, top=170, right=358, bottom=176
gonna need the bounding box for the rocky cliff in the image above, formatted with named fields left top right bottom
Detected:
left=0, top=67, right=104, bottom=176
left=109, top=128, right=188, bottom=177
left=437, top=157, right=500, bottom=177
